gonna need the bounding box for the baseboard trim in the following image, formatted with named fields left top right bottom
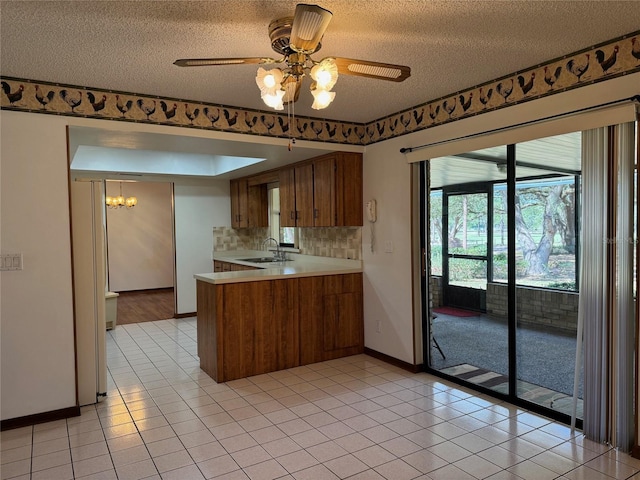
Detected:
left=115, top=287, right=173, bottom=295
left=174, top=312, right=196, bottom=319
left=364, top=347, right=424, bottom=374
left=1, top=405, right=81, bottom=431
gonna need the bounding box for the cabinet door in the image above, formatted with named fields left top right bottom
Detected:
left=230, top=179, right=248, bottom=228
left=196, top=280, right=218, bottom=378
left=335, top=152, right=363, bottom=226
left=219, top=279, right=298, bottom=381
left=299, top=274, right=363, bottom=365
left=313, top=157, right=336, bottom=226
left=323, top=291, right=362, bottom=352
left=295, top=163, right=314, bottom=226
left=279, top=168, right=296, bottom=227
left=248, top=184, right=268, bottom=228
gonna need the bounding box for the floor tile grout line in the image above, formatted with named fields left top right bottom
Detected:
left=8, top=317, right=640, bottom=480
left=111, top=321, right=248, bottom=480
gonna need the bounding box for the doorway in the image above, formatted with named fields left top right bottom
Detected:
left=441, top=186, right=490, bottom=312
left=105, top=180, right=176, bottom=325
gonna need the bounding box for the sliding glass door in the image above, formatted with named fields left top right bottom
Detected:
left=514, top=134, right=582, bottom=419
left=425, top=131, right=584, bottom=424
left=428, top=147, right=508, bottom=395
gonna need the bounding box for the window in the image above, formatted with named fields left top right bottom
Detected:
left=268, top=185, right=298, bottom=248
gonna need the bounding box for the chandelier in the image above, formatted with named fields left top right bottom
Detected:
left=106, top=182, right=137, bottom=209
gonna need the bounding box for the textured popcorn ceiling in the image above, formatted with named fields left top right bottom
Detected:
left=2, top=1, right=639, bottom=124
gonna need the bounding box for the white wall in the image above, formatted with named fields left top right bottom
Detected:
left=106, top=181, right=173, bottom=292
left=362, top=136, right=417, bottom=364
left=174, top=182, right=230, bottom=314
left=1, top=111, right=77, bottom=420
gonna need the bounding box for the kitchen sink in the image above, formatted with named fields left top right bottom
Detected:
left=236, top=257, right=291, bottom=264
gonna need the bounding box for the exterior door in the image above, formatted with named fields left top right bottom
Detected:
left=442, top=187, right=490, bottom=312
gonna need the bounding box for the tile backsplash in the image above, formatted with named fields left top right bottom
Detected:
left=213, top=226, right=362, bottom=260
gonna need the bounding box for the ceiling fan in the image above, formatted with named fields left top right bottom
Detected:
left=174, top=3, right=411, bottom=111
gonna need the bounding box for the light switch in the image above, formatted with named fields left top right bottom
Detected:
left=1, top=253, right=23, bottom=271
left=384, top=241, right=394, bottom=253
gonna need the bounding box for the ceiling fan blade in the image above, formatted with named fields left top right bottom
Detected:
left=333, top=57, right=411, bottom=82
left=174, top=57, right=277, bottom=67
left=289, top=4, right=332, bottom=54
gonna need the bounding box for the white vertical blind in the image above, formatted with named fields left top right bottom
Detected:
left=579, top=127, right=609, bottom=442
left=579, top=122, right=637, bottom=450
left=615, top=122, right=635, bottom=451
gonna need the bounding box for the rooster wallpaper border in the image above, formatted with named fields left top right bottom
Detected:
left=1, top=30, right=639, bottom=146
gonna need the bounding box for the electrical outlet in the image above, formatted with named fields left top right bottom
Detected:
left=376, top=320, right=382, bottom=333
left=384, top=241, right=394, bottom=253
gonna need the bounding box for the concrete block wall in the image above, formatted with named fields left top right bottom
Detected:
left=430, top=276, right=443, bottom=308
left=486, top=282, right=579, bottom=333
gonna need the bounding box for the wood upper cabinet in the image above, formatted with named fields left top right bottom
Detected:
left=334, top=152, right=363, bottom=227
left=299, top=273, right=364, bottom=365
left=279, top=164, right=314, bottom=227
left=294, top=163, right=314, bottom=227
left=277, top=152, right=363, bottom=228
left=312, top=156, right=335, bottom=226
left=230, top=179, right=267, bottom=229
left=308, top=152, right=363, bottom=227
left=279, top=167, right=296, bottom=228
left=247, top=184, right=268, bottom=228
left=230, top=179, right=248, bottom=229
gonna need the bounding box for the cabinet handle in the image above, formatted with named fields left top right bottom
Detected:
left=296, top=211, right=300, bottom=220
left=314, top=208, right=318, bottom=219
left=290, top=211, right=295, bottom=220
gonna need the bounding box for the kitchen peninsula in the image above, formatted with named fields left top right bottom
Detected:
left=194, top=251, right=363, bottom=382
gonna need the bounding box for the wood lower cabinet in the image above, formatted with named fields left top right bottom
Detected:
left=218, top=279, right=299, bottom=381
left=213, top=260, right=259, bottom=272
left=197, top=278, right=299, bottom=382
left=196, top=272, right=363, bottom=382
left=299, top=273, right=364, bottom=365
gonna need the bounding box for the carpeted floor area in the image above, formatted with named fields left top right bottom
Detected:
left=430, top=312, right=583, bottom=417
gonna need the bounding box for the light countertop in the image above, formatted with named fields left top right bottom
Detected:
left=194, top=250, right=362, bottom=285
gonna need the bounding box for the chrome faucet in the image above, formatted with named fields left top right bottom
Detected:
left=263, top=237, right=285, bottom=261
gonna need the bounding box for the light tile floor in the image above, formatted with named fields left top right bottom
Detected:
left=2, top=317, right=640, bottom=480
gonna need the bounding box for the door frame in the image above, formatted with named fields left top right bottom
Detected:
left=441, top=182, right=492, bottom=312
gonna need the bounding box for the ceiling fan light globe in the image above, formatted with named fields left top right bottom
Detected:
left=256, top=67, right=284, bottom=95
left=311, top=87, right=335, bottom=110
left=311, top=59, right=338, bottom=90
left=262, top=89, right=285, bottom=110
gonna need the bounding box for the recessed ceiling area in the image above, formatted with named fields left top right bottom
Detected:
left=71, top=146, right=267, bottom=178
left=68, top=125, right=342, bottom=181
